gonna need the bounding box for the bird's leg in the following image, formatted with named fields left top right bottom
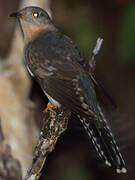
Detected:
left=44, top=102, right=56, bottom=114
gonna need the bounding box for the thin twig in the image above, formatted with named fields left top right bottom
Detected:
left=89, top=37, right=103, bottom=73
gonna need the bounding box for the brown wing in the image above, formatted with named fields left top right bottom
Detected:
left=34, top=59, right=98, bottom=120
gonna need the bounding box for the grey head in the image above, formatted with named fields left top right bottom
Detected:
left=10, top=6, right=52, bottom=25
left=10, top=6, right=55, bottom=43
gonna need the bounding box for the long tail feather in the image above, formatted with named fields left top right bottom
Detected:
left=78, top=105, right=127, bottom=174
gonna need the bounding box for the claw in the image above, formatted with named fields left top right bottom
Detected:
left=44, top=102, right=56, bottom=114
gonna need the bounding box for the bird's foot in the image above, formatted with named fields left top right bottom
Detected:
left=44, top=102, right=56, bottom=114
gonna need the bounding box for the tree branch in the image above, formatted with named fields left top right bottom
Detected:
left=24, top=107, right=71, bottom=180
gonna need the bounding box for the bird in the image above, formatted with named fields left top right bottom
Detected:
left=10, top=6, right=127, bottom=173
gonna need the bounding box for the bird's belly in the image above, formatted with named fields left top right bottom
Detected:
left=44, top=91, right=61, bottom=108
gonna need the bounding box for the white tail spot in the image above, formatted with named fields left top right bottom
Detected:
left=105, top=160, right=111, bottom=167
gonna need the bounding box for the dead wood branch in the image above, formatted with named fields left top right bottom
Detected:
left=24, top=108, right=71, bottom=180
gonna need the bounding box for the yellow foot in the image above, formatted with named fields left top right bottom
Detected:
left=44, top=102, right=56, bottom=114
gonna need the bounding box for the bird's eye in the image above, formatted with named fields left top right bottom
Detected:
left=32, top=11, right=39, bottom=18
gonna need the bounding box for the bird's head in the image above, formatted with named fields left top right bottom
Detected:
left=10, top=6, right=55, bottom=43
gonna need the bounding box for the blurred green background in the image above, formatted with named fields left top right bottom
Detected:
left=1, top=0, right=135, bottom=179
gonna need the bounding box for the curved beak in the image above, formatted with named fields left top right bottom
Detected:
left=9, top=12, right=22, bottom=18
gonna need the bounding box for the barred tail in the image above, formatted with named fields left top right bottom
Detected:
left=78, top=106, right=127, bottom=173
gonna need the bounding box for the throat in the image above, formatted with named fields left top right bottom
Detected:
left=24, top=27, right=43, bottom=44
left=24, top=25, right=46, bottom=44
left=21, top=22, right=55, bottom=44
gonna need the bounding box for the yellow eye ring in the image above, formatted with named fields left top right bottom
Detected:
left=32, top=11, right=39, bottom=18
